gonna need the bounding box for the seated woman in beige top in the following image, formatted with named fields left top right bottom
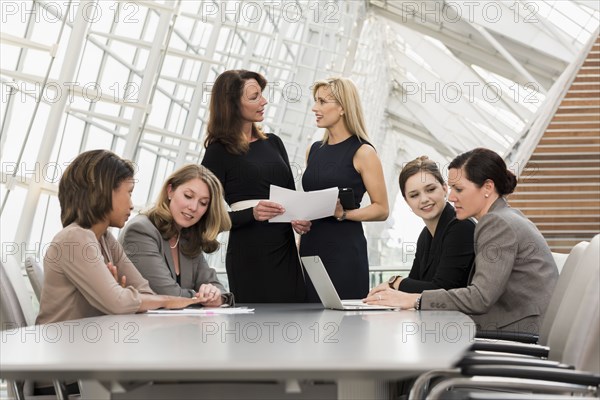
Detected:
left=36, top=150, right=201, bottom=325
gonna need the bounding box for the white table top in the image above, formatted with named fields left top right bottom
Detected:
left=0, top=304, right=475, bottom=381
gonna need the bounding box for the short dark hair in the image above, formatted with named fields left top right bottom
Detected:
left=59, top=150, right=135, bottom=228
left=448, top=148, right=517, bottom=196
left=398, top=156, right=445, bottom=198
left=204, top=69, right=268, bottom=155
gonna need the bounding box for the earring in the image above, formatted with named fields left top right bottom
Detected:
left=485, top=194, right=489, bottom=198
left=168, top=197, right=172, bottom=200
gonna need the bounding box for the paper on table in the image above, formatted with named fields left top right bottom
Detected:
left=146, top=307, right=255, bottom=315
left=269, top=185, right=338, bottom=222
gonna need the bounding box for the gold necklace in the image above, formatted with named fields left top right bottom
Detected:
left=170, top=232, right=181, bottom=249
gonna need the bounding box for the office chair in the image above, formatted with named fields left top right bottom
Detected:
left=0, top=261, right=70, bottom=400
left=474, top=238, right=592, bottom=351
left=25, top=257, right=44, bottom=302
left=409, top=235, right=600, bottom=399
left=424, top=271, right=599, bottom=399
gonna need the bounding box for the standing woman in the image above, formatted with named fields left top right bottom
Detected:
left=36, top=150, right=200, bottom=325
left=366, top=148, right=558, bottom=334
left=201, top=69, right=307, bottom=303
left=300, top=77, right=389, bottom=301
left=370, top=156, right=475, bottom=294
left=120, top=165, right=234, bottom=306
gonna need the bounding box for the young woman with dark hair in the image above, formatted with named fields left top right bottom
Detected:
left=370, top=156, right=474, bottom=294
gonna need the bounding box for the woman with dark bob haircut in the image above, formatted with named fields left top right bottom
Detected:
left=36, top=150, right=201, bottom=324
left=369, top=156, right=474, bottom=294
left=201, top=69, right=307, bottom=303
left=366, top=148, right=558, bottom=334
left=120, top=164, right=234, bottom=306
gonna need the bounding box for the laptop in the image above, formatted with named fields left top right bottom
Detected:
left=301, top=256, right=397, bottom=311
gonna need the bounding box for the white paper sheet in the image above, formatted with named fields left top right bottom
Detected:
left=269, top=185, right=338, bottom=222
left=146, top=307, right=255, bottom=315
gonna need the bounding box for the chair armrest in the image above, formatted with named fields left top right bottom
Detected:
left=470, top=341, right=549, bottom=358
left=456, top=354, right=573, bottom=369
left=475, top=330, right=538, bottom=344
left=461, top=365, right=600, bottom=386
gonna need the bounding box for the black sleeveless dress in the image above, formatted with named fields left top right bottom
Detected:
left=299, top=135, right=370, bottom=301
left=202, top=134, right=306, bottom=303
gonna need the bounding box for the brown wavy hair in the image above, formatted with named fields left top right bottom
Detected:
left=59, top=150, right=135, bottom=228
left=144, top=165, right=231, bottom=258
left=204, top=69, right=268, bottom=155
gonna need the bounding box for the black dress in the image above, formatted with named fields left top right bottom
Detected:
left=201, top=134, right=306, bottom=303
left=398, top=203, right=475, bottom=293
left=299, top=135, right=370, bottom=301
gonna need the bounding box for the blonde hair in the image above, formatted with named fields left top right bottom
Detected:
left=145, top=165, right=231, bottom=258
left=312, top=77, right=370, bottom=143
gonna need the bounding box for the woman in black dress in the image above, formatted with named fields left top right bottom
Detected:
left=201, top=70, right=307, bottom=303
left=300, top=77, right=389, bottom=301
left=370, top=156, right=475, bottom=294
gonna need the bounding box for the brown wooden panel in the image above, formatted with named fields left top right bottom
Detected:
left=521, top=161, right=600, bottom=169
left=529, top=153, right=600, bottom=161
left=529, top=216, right=600, bottom=224
left=559, top=99, right=600, bottom=107
left=510, top=184, right=600, bottom=192
left=539, top=137, right=600, bottom=145
left=552, top=114, right=600, bottom=122
left=517, top=208, right=599, bottom=216
left=570, top=82, right=600, bottom=89
left=518, top=177, right=600, bottom=185
left=574, top=75, right=600, bottom=83
left=564, top=91, right=600, bottom=99
left=520, top=167, right=599, bottom=176
left=547, top=122, right=600, bottom=129
left=509, top=192, right=600, bottom=201
left=533, top=146, right=600, bottom=154
left=555, top=106, right=600, bottom=114
left=543, top=130, right=600, bottom=138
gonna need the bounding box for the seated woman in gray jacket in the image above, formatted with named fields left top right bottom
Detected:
left=120, top=164, right=234, bottom=306
left=365, top=148, right=558, bottom=334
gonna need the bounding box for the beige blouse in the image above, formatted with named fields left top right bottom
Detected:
left=36, top=223, right=154, bottom=324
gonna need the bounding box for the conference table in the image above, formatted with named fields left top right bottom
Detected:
left=0, top=304, right=475, bottom=399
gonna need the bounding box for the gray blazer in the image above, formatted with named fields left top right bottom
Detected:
left=421, top=197, right=558, bottom=333
left=119, top=215, right=233, bottom=305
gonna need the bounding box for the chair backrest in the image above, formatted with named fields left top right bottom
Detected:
left=539, top=241, right=590, bottom=342
left=546, top=234, right=600, bottom=362
left=560, top=270, right=599, bottom=372
left=0, top=261, right=27, bottom=330
left=25, top=257, right=44, bottom=301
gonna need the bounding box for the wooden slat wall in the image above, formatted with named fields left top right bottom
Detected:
left=509, top=36, right=600, bottom=253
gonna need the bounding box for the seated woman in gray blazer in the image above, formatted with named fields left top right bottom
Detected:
left=120, top=164, right=234, bottom=306
left=370, top=156, right=475, bottom=293
left=365, top=148, right=558, bottom=334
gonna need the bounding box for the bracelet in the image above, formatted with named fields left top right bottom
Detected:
left=414, top=296, right=421, bottom=310
left=336, top=210, right=347, bottom=222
